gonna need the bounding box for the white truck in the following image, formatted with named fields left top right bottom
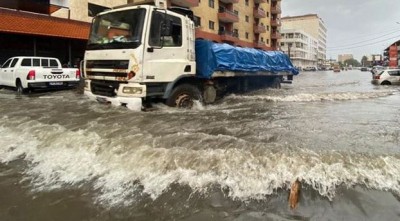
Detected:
left=82, top=0, right=298, bottom=110
left=0, top=56, right=80, bottom=93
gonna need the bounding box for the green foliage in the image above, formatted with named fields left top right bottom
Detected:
left=344, top=58, right=361, bottom=67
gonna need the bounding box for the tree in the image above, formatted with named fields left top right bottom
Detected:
left=361, top=56, right=368, bottom=67
left=344, top=58, right=361, bottom=67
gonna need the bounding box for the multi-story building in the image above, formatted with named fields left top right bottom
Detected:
left=281, top=14, right=327, bottom=66
left=280, top=29, right=317, bottom=68
left=0, top=0, right=283, bottom=65
left=338, top=54, right=353, bottom=63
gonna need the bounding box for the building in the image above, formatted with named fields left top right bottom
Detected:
left=338, top=54, right=353, bottom=63
left=0, top=0, right=282, bottom=65
left=281, top=14, right=327, bottom=66
left=280, top=29, right=318, bottom=68
left=383, top=40, right=400, bottom=67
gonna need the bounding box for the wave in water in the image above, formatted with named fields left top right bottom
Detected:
left=0, top=117, right=399, bottom=207
left=230, top=90, right=396, bottom=102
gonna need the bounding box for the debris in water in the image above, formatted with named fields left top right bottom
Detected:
left=289, top=179, right=301, bottom=209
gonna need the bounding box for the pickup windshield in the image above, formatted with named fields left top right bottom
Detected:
left=87, top=9, right=146, bottom=50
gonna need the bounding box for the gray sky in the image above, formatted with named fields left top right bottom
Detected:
left=281, top=0, right=400, bottom=61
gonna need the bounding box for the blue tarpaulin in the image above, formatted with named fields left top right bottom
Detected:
left=195, top=40, right=299, bottom=78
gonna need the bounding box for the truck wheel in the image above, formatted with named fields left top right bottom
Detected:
left=269, top=77, right=281, bottom=89
left=16, top=80, right=27, bottom=94
left=166, top=84, right=202, bottom=108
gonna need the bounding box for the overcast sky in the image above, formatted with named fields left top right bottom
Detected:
left=281, top=0, right=400, bottom=61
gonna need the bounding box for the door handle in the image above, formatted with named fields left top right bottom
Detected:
left=147, top=47, right=154, bottom=53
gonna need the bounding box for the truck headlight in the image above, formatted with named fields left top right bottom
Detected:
left=122, top=87, right=142, bottom=94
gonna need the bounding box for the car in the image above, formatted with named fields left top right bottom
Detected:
left=371, top=69, right=400, bottom=85
left=303, top=66, right=317, bottom=71
left=360, top=67, right=368, bottom=72
left=333, top=66, right=341, bottom=72
left=0, top=56, right=80, bottom=93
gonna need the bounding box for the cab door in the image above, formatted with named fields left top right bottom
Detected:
left=142, top=11, right=192, bottom=86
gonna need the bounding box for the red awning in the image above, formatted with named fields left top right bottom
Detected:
left=0, top=8, right=90, bottom=40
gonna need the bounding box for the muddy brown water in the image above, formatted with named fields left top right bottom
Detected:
left=1, top=70, right=400, bottom=220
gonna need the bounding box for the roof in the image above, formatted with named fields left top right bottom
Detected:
left=281, top=14, right=319, bottom=20
left=0, top=8, right=90, bottom=40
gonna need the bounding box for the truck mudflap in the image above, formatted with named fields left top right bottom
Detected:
left=84, top=91, right=142, bottom=111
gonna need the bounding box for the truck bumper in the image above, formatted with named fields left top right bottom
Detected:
left=84, top=80, right=144, bottom=111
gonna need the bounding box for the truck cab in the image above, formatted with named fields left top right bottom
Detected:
left=83, top=1, right=196, bottom=110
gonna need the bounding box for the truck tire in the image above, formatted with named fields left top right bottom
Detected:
left=269, top=77, right=281, bottom=89
left=16, top=80, right=28, bottom=94
left=166, top=84, right=202, bottom=108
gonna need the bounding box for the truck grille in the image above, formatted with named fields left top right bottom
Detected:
left=90, top=80, right=120, bottom=97
left=86, top=60, right=129, bottom=69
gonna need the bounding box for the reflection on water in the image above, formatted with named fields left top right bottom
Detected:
left=0, top=70, right=400, bottom=220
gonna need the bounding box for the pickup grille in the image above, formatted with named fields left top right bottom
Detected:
left=90, top=80, right=120, bottom=97
left=86, top=72, right=127, bottom=78
left=86, top=60, right=129, bottom=69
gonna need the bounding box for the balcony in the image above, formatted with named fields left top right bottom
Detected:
left=271, top=18, right=281, bottom=27
left=253, top=24, right=266, bottom=33
left=253, top=7, right=266, bottom=18
left=171, top=0, right=199, bottom=7
left=219, top=30, right=238, bottom=43
left=254, top=41, right=271, bottom=50
left=254, top=0, right=268, bottom=3
left=218, top=8, right=239, bottom=23
left=271, top=0, right=282, bottom=2
left=271, top=32, right=281, bottom=39
left=271, top=5, right=281, bottom=14
left=219, top=0, right=239, bottom=3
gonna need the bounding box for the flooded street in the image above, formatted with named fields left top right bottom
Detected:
left=1, top=70, right=400, bottom=220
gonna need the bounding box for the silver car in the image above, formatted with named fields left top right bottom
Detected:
left=371, top=69, right=400, bottom=85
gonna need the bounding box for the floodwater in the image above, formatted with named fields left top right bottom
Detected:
left=1, top=70, right=400, bottom=221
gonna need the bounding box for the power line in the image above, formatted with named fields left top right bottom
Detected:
left=328, top=29, right=400, bottom=49
left=330, top=25, right=400, bottom=44
left=327, top=35, right=400, bottom=51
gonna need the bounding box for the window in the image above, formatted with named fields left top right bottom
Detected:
left=234, top=10, right=238, bottom=16
left=194, top=16, right=201, bottom=27
left=267, top=12, right=269, bottom=17
left=149, top=12, right=182, bottom=47
left=21, top=59, right=31, bottom=67
left=245, top=0, right=249, bottom=6
left=33, top=58, right=40, bottom=67
left=245, top=16, right=249, bottom=22
left=41, top=59, right=49, bottom=67
left=281, top=42, right=284, bottom=46
left=209, top=20, right=215, bottom=30
left=208, top=0, right=214, bottom=8
left=50, top=59, right=58, bottom=68
left=261, top=37, right=264, bottom=43
left=10, top=59, right=18, bottom=68
left=266, top=39, right=269, bottom=44
left=266, top=25, right=269, bottom=31
left=1, top=59, right=12, bottom=68
left=233, top=29, right=239, bottom=37
left=245, top=32, right=249, bottom=39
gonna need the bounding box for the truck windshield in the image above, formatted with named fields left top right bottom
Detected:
left=87, top=9, right=146, bottom=50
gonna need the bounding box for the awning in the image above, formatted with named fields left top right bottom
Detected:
left=0, top=8, right=90, bottom=40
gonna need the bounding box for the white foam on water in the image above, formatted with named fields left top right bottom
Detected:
left=1, top=118, right=400, bottom=207
left=230, top=90, right=396, bottom=102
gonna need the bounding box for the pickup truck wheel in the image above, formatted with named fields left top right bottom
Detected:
left=166, top=84, right=202, bottom=108
left=16, top=81, right=27, bottom=94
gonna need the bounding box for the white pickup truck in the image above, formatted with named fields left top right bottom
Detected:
left=0, top=56, right=80, bottom=93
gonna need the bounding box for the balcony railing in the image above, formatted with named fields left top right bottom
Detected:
left=271, top=32, right=281, bottom=39
left=219, top=0, right=239, bottom=4
left=254, top=0, right=268, bottom=3
left=171, top=0, right=199, bottom=7
left=253, top=7, right=266, bottom=18
left=271, top=5, right=281, bottom=14
left=219, top=30, right=239, bottom=42
left=271, top=18, right=281, bottom=27
left=218, top=8, right=239, bottom=23
left=253, top=24, right=266, bottom=33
